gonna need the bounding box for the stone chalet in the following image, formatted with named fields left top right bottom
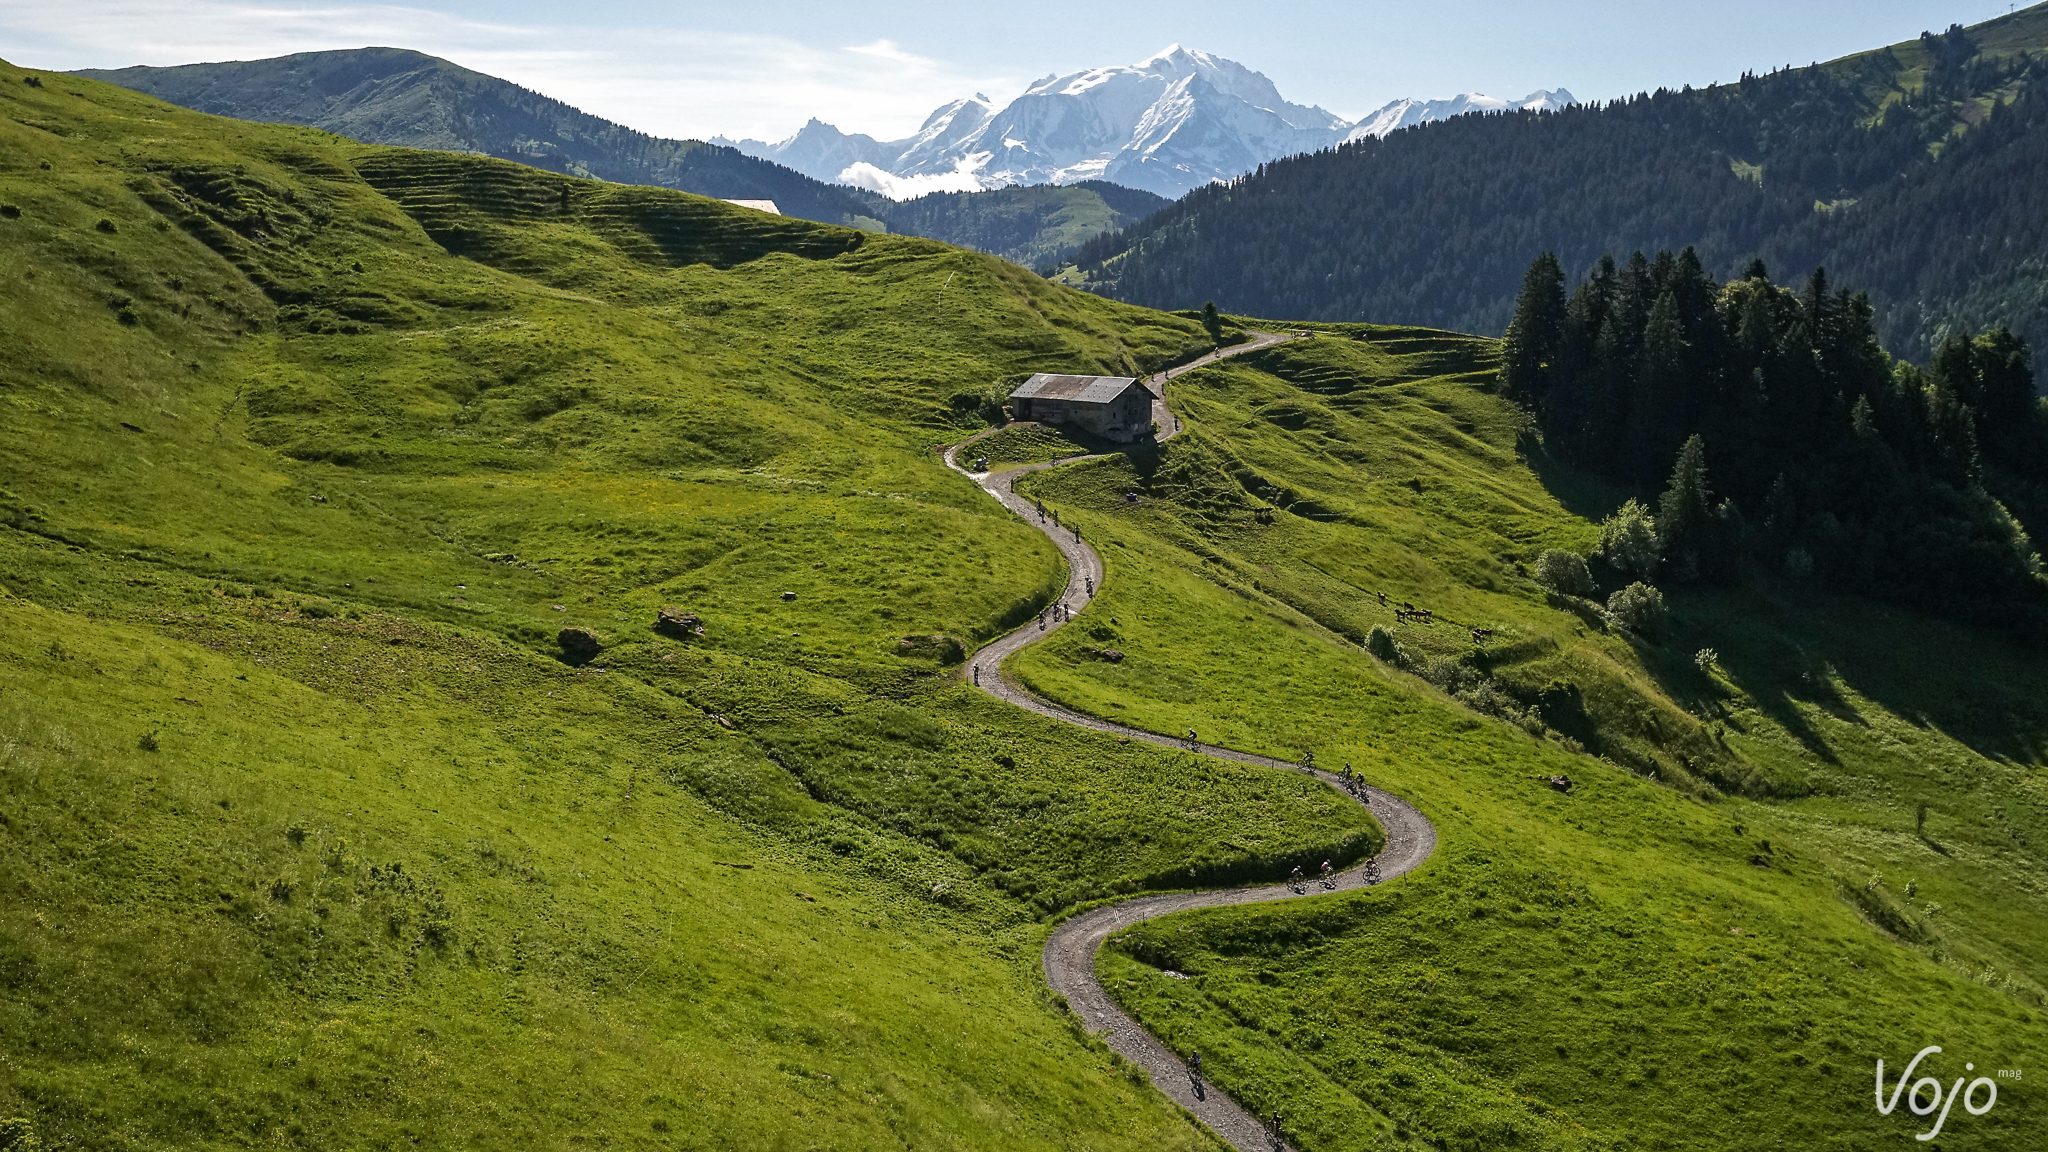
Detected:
left=1008, top=374, right=1156, bottom=443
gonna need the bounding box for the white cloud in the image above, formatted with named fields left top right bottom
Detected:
left=836, top=158, right=990, bottom=200
left=842, top=39, right=930, bottom=67
left=0, top=1, right=1018, bottom=142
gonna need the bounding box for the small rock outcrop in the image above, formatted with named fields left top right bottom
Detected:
left=895, top=634, right=966, bottom=665
left=557, top=627, right=603, bottom=666
left=654, top=607, right=703, bottom=639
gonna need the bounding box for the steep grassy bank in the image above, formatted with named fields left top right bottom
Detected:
left=1011, top=326, right=2047, bottom=1150
left=0, top=63, right=1373, bottom=1149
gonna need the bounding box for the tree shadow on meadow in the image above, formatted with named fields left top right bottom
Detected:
left=1668, top=582, right=2048, bottom=771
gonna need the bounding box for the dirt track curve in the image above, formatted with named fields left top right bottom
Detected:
left=942, top=333, right=1438, bottom=1151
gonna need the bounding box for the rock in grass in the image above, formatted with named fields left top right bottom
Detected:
left=895, top=634, right=965, bottom=664
left=654, top=607, right=703, bottom=639
left=557, top=627, right=603, bottom=665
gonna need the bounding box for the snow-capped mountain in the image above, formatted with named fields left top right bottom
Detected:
left=1345, top=89, right=1576, bottom=142
left=720, top=47, right=1572, bottom=200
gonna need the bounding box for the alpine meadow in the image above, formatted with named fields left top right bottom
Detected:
left=4, top=5, right=2048, bottom=1152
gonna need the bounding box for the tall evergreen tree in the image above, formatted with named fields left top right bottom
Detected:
left=1967, top=328, right=2036, bottom=464
left=1630, top=288, right=1689, bottom=481
left=1658, top=435, right=1717, bottom=580
left=1502, top=253, right=1567, bottom=408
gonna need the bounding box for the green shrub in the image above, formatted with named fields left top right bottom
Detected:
left=0, top=1116, right=40, bottom=1152
left=1534, top=549, right=1596, bottom=597
left=95, top=217, right=117, bottom=234
left=1598, top=499, right=1660, bottom=579
left=1605, top=581, right=1667, bottom=636
left=1365, top=625, right=1404, bottom=665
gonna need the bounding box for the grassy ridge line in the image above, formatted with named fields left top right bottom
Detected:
left=1008, top=328, right=2046, bottom=1150
left=76, top=48, right=1169, bottom=265
left=0, top=61, right=1372, bottom=1149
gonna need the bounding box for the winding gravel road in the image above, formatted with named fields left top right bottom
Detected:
left=943, top=334, right=1438, bottom=1151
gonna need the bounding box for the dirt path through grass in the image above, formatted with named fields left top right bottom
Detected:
left=944, top=333, right=1438, bottom=1151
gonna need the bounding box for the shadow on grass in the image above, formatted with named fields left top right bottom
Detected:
left=1663, top=581, right=2048, bottom=770
left=1520, top=435, right=1633, bottom=523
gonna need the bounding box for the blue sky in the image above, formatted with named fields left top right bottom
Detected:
left=2, top=1, right=2026, bottom=140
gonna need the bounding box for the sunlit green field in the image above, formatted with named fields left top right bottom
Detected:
left=4, top=55, right=2044, bottom=1152
left=1011, top=328, right=2048, bottom=1150
left=0, top=63, right=1373, bottom=1149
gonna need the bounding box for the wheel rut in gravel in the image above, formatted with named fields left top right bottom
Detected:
left=943, top=332, right=1439, bottom=1151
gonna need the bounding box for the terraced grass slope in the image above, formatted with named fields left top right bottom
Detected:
left=0, top=63, right=1382, bottom=1149
left=1010, top=325, right=2048, bottom=1150
left=79, top=47, right=894, bottom=230
left=79, top=48, right=1169, bottom=268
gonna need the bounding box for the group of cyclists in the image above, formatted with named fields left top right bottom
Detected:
left=1184, top=1053, right=1290, bottom=1149
left=1287, top=858, right=1346, bottom=894
left=1338, top=761, right=1371, bottom=803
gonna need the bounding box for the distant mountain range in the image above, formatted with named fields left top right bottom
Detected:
left=75, top=48, right=1164, bottom=267
left=722, top=45, right=1572, bottom=199
left=1075, top=5, right=2048, bottom=360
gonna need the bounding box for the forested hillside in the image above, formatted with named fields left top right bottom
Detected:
left=79, top=48, right=1162, bottom=265
left=1502, top=250, right=2046, bottom=632
left=1079, top=6, right=2048, bottom=359
left=887, top=181, right=1166, bottom=271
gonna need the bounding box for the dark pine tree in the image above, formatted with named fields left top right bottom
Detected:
left=1502, top=253, right=1567, bottom=410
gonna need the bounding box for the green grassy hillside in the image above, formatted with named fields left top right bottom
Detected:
left=1010, top=326, right=2048, bottom=1150
left=78, top=47, right=894, bottom=230
left=882, top=181, right=1168, bottom=272
left=0, top=62, right=1380, bottom=1149
left=77, top=48, right=1168, bottom=268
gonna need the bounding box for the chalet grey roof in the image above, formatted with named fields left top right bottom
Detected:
left=1010, top=373, right=1145, bottom=405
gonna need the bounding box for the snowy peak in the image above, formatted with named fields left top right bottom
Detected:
left=724, top=51, right=1571, bottom=199
left=1346, top=88, right=1577, bottom=142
